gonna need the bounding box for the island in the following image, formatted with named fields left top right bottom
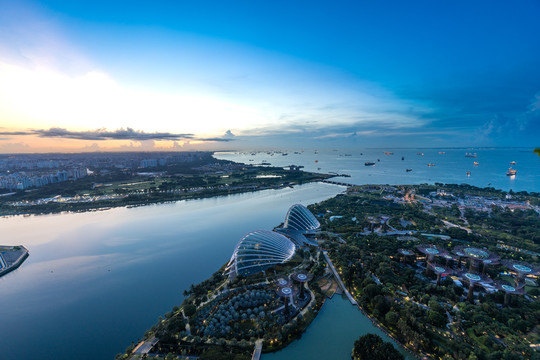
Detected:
left=118, top=183, right=540, bottom=360
left=0, top=245, right=29, bottom=277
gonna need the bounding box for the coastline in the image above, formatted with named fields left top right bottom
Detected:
left=0, top=170, right=332, bottom=217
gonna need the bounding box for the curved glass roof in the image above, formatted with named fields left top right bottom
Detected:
left=225, top=230, right=296, bottom=276
left=284, top=204, right=320, bottom=232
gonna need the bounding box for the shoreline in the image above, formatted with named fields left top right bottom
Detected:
left=0, top=171, right=332, bottom=218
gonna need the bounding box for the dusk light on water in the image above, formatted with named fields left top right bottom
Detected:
left=0, top=1, right=539, bottom=360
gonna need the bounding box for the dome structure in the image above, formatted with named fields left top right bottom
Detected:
left=225, top=230, right=296, bottom=276
left=284, top=204, right=320, bottom=232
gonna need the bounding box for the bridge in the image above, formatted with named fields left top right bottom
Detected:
left=320, top=180, right=356, bottom=187
left=322, top=251, right=357, bottom=305
left=252, top=339, right=263, bottom=360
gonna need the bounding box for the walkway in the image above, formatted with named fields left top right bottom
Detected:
left=252, top=339, right=263, bottom=360
left=441, top=219, right=472, bottom=234
left=132, top=337, right=159, bottom=355
left=322, top=251, right=357, bottom=305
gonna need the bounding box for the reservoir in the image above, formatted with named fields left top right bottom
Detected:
left=0, top=182, right=343, bottom=360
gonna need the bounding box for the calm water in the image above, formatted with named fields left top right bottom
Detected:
left=0, top=183, right=342, bottom=360
left=263, top=296, right=411, bottom=360
left=216, top=148, right=540, bottom=193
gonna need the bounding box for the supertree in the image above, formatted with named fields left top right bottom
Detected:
left=397, top=248, right=416, bottom=264
left=453, top=245, right=500, bottom=273
left=501, top=260, right=540, bottom=283
left=428, top=263, right=454, bottom=286
left=495, top=281, right=526, bottom=306
left=291, top=270, right=313, bottom=300
left=458, top=271, right=493, bottom=303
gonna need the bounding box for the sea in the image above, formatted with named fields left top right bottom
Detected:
left=0, top=148, right=538, bottom=359
left=215, top=147, right=540, bottom=193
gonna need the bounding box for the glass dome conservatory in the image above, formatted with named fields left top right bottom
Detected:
left=225, top=230, right=296, bottom=277
left=284, top=204, right=320, bottom=232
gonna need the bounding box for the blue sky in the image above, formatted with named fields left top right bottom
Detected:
left=0, top=0, right=539, bottom=152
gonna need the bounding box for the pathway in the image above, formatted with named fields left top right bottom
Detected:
left=132, top=337, right=159, bottom=355
left=252, top=339, right=263, bottom=360
left=322, top=251, right=357, bottom=305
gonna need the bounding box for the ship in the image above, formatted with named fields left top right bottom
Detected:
left=465, top=153, right=477, bottom=158
left=383, top=151, right=394, bottom=155
left=365, top=161, right=375, bottom=166
left=417, top=152, right=424, bottom=156
left=406, top=168, right=412, bottom=172
left=439, top=151, right=446, bottom=155
left=510, top=161, right=516, bottom=165
left=506, top=167, right=517, bottom=176
left=466, top=171, right=471, bottom=176
left=473, top=161, right=479, bottom=166
left=402, top=156, right=405, bottom=160
left=427, top=163, right=435, bottom=167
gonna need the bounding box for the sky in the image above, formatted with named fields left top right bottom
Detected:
left=0, top=0, right=539, bottom=153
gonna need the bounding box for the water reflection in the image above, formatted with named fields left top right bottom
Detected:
left=0, top=183, right=342, bottom=360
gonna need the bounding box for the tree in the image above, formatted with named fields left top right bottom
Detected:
left=352, top=333, right=404, bottom=360
left=183, top=304, right=196, bottom=317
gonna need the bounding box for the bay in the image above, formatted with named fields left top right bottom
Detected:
left=0, top=183, right=342, bottom=360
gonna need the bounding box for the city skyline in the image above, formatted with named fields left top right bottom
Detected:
left=1, top=0, right=539, bottom=153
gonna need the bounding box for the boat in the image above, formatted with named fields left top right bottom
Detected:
left=282, top=153, right=288, bottom=156
left=314, top=160, right=318, bottom=163
left=473, top=161, right=479, bottom=166
left=377, top=158, right=380, bottom=162
left=439, top=152, right=445, bottom=155
left=383, top=151, right=394, bottom=155
left=417, top=152, right=424, bottom=156
left=466, top=171, right=471, bottom=176
left=465, top=153, right=477, bottom=158
left=427, top=163, right=435, bottom=167
left=406, top=168, right=412, bottom=172
left=510, top=161, right=516, bottom=165
left=401, top=156, right=405, bottom=160
left=365, top=161, right=375, bottom=166
left=506, top=167, right=517, bottom=176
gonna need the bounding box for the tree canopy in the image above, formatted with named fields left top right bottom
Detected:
left=352, top=333, right=404, bottom=360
